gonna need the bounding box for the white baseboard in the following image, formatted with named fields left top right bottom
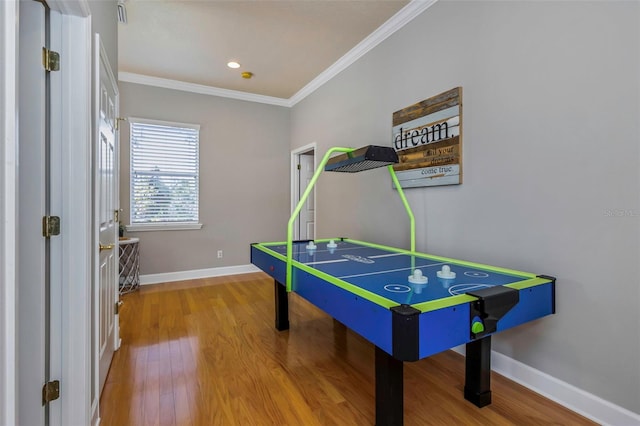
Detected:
left=139, top=264, right=261, bottom=285
left=452, top=346, right=640, bottom=426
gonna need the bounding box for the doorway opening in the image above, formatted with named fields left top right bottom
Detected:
left=291, top=143, right=316, bottom=240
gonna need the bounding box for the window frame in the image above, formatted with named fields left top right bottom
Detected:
left=126, top=117, right=202, bottom=232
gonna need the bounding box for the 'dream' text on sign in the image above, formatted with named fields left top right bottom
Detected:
left=393, top=115, right=460, bottom=151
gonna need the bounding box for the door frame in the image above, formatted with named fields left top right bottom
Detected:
left=17, top=2, right=47, bottom=424
left=290, top=142, right=316, bottom=240
left=52, top=5, right=94, bottom=426
left=0, top=1, right=19, bottom=424
left=1, top=1, right=94, bottom=425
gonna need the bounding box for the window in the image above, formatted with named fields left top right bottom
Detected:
left=128, top=117, right=201, bottom=231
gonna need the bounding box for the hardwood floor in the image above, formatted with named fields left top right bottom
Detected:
left=100, top=273, right=594, bottom=425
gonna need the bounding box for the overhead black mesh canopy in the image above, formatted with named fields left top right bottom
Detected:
left=324, top=145, right=399, bottom=173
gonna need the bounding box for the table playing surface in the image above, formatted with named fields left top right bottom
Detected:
left=261, top=239, right=533, bottom=306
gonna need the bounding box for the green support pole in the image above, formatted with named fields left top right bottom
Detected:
left=286, top=147, right=354, bottom=291
left=388, top=165, right=415, bottom=253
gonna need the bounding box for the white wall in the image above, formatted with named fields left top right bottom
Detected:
left=291, top=0, right=640, bottom=414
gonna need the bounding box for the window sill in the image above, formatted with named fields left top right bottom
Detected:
left=125, top=223, right=203, bottom=232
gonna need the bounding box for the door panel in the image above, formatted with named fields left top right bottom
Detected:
left=95, top=36, right=119, bottom=396
left=18, top=1, right=46, bottom=424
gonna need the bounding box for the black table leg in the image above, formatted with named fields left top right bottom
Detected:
left=333, top=319, right=347, bottom=354
left=464, top=336, right=492, bottom=407
left=375, top=346, right=403, bottom=426
left=274, top=280, right=289, bottom=331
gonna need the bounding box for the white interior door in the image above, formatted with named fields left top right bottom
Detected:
left=298, top=153, right=315, bottom=239
left=17, top=1, right=46, bottom=424
left=94, top=35, right=119, bottom=398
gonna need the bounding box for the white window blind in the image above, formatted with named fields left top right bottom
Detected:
left=129, top=118, right=200, bottom=226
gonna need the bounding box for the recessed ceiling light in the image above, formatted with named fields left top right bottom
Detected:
left=227, top=61, right=241, bottom=69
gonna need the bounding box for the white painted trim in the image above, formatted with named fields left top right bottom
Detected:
left=128, top=116, right=200, bottom=130
left=118, top=72, right=291, bottom=107
left=48, top=0, right=91, bottom=17
left=290, top=143, right=317, bottom=240
left=288, top=0, right=438, bottom=106
left=90, top=32, right=101, bottom=425
left=48, top=9, right=64, bottom=426
left=491, top=351, right=640, bottom=426
left=140, top=264, right=261, bottom=285
left=58, top=13, right=93, bottom=426
left=0, top=1, right=18, bottom=424
left=126, top=223, right=203, bottom=232
left=451, top=347, right=640, bottom=426
left=117, top=0, right=438, bottom=108
left=44, top=2, right=92, bottom=424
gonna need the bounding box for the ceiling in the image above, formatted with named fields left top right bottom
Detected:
left=117, top=0, right=411, bottom=100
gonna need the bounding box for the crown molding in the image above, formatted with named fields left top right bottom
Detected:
left=47, top=0, right=91, bottom=17
left=289, top=0, right=438, bottom=106
left=118, top=72, right=292, bottom=107
left=118, top=0, right=438, bottom=108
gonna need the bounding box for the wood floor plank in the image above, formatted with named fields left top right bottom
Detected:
left=100, top=273, right=596, bottom=425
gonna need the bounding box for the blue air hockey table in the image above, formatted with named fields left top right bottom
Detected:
left=250, top=238, right=555, bottom=425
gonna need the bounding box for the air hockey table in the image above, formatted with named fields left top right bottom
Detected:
left=250, top=238, right=555, bottom=425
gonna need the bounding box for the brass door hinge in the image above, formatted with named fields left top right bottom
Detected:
left=115, top=300, right=123, bottom=315
left=42, top=47, right=60, bottom=72
left=115, top=117, right=127, bottom=131
left=42, top=216, right=61, bottom=238
left=42, top=380, right=60, bottom=405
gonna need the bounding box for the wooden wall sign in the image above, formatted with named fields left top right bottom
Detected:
left=392, top=87, right=462, bottom=188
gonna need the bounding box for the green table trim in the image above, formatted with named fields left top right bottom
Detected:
left=252, top=240, right=552, bottom=313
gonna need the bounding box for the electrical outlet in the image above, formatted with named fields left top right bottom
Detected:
left=217, top=250, right=223, bottom=259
